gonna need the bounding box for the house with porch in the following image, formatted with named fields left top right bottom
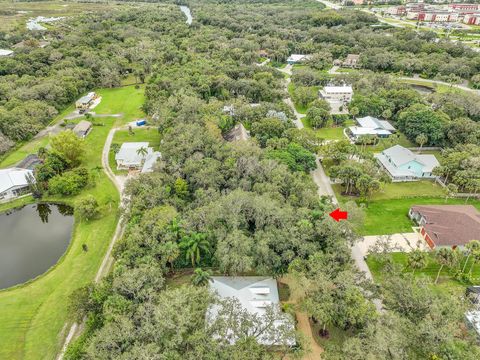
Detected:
left=0, top=168, right=34, bottom=202
left=115, top=142, right=153, bottom=170
left=409, top=205, right=480, bottom=250
left=347, top=116, right=395, bottom=142
left=375, top=145, right=439, bottom=182
left=286, top=54, right=310, bottom=64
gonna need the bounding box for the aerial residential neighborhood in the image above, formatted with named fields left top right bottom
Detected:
left=1, top=0, right=480, bottom=359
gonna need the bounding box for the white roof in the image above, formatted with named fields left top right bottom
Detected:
left=349, top=126, right=391, bottom=136
left=115, top=142, right=152, bottom=166
left=208, top=276, right=295, bottom=345
left=323, top=85, right=353, bottom=93
left=287, top=54, right=309, bottom=62
left=382, top=145, right=439, bottom=171
left=77, top=92, right=96, bottom=105
left=466, top=311, right=480, bottom=336
left=141, top=151, right=161, bottom=173
left=0, top=168, right=33, bottom=194
left=0, top=49, right=13, bottom=57
left=357, top=116, right=395, bottom=131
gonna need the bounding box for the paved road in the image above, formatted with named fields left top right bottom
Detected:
left=279, top=62, right=382, bottom=312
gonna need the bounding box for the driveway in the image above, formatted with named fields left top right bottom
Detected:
left=356, top=232, right=428, bottom=258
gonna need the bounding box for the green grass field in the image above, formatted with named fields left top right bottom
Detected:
left=367, top=252, right=480, bottom=294
left=302, top=119, right=354, bottom=141
left=0, top=85, right=145, bottom=360
left=357, top=197, right=480, bottom=236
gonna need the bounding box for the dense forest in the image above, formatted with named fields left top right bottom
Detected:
left=1, top=0, right=480, bottom=358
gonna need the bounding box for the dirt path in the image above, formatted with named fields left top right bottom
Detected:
left=297, top=313, right=323, bottom=359
left=57, top=128, right=126, bottom=360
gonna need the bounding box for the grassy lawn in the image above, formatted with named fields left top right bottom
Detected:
left=303, top=119, right=354, bottom=141
left=353, top=197, right=480, bottom=236
left=399, top=78, right=469, bottom=94
left=311, top=322, right=350, bottom=354
left=367, top=252, right=480, bottom=295
left=363, top=132, right=415, bottom=153
left=109, top=128, right=161, bottom=175
left=0, top=85, right=145, bottom=360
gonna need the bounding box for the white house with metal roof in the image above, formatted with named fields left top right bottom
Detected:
left=0, top=168, right=34, bottom=201
left=286, top=54, right=310, bottom=64
left=141, top=151, right=161, bottom=173
left=115, top=142, right=153, bottom=170
left=319, top=85, right=353, bottom=114
left=347, top=116, right=396, bottom=142
left=207, top=276, right=295, bottom=346
left=375, top=145, right=440, bottom=182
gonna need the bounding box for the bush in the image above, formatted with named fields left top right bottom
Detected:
left=48, top=167, right=90, bottom=196
left=75, top=195, right=100, bottom=221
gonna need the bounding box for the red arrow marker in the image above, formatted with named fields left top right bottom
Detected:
left=329, top=208, right=348, bottom=222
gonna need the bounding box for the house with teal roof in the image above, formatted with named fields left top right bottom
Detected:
left=375, top=145, right=440, bottom=182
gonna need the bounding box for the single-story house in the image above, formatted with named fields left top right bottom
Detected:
left=141, top=151, right=161, bottom=173
left=224, top=124, right=250, bottom=142
left=347, top=116, right=395, bottom=142
left=342, top=54, right=360, bottom=68
left=115, top=142, right=153, bottom=170
left=75, top=92, right=97, bottom=113
left=266, top=110, right=288, bottom=122
left=0, top=49, right=14, bottom=57
left=73, top=120, right=92, bottom=139
left=0, top=168, right=34, bottom=201
left=375, top=145, right=440, bottom=181
left=409, top=205, right=480, bottom=250
left=465, top=311, right=480, bottom=338
left=207, top=277, right=295, bottom=346
left=286, top=54, right=310, bottom=64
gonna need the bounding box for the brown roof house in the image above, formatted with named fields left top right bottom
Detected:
left=342, top=54, right=360, bottom=68
left=224, top=124, right=250, bottom=142
left=409, top=205, right=480, bottom=249
left=73, top=120, right=92, bottom=139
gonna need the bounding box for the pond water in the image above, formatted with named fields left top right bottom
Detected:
left=0, top=203, right=74, bottom=290
left=27, top=16, right=64, bottom=31
left=408, top=84, right=435, bottom=95
left=180, top=6, right=192, bottom=25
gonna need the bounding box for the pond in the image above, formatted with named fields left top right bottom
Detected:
left=408, top=84, right=435, bottom=95
left=0, top=203, right=74, bottom=290
left=180, top=6, right=193, bottom=25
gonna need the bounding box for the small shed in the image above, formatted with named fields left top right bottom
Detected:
left=224, top=124, right=250, bottom=142
left=73, top=120, right=92, bottom=139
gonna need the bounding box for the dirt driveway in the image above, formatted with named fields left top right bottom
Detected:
left=357, top=232, right=428, bottom=257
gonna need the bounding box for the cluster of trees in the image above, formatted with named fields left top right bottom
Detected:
left=34, top=130, right=89, bottom=197
left=347, top=73, right=480, bottom=148
left=433, top=144, right=480, bottom=194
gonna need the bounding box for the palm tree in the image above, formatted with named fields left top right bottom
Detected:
left=164, top=241, right=180, bottom=272
left=462, top=240, right=480, bottom=274
left=179, top=232, right=210, bottom=267
left=435, top=248, right=455, bottom=284
left=136, top=146, right=148, bottom=157
left=407, top=249, right=428, bottom=275
left=191, top=268, right=212, bottom=286
left=167, top=218, right=184, bottom=241
left=415, top=133, right=428, bottom=154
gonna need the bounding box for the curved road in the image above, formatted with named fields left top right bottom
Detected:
left=58, top=128, right=126, bottom=360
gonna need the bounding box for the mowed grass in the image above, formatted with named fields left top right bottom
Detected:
left=94, top=85, right=145, bottom=123
left=0, top=85, right=145, bottom=360
left=302, top=119, right=354, bottom=141
left=108, top=128, right=161, bottom=175
left=358, top=197, right=480, bottom=236
left=367, top=252, right=480, bottom=295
